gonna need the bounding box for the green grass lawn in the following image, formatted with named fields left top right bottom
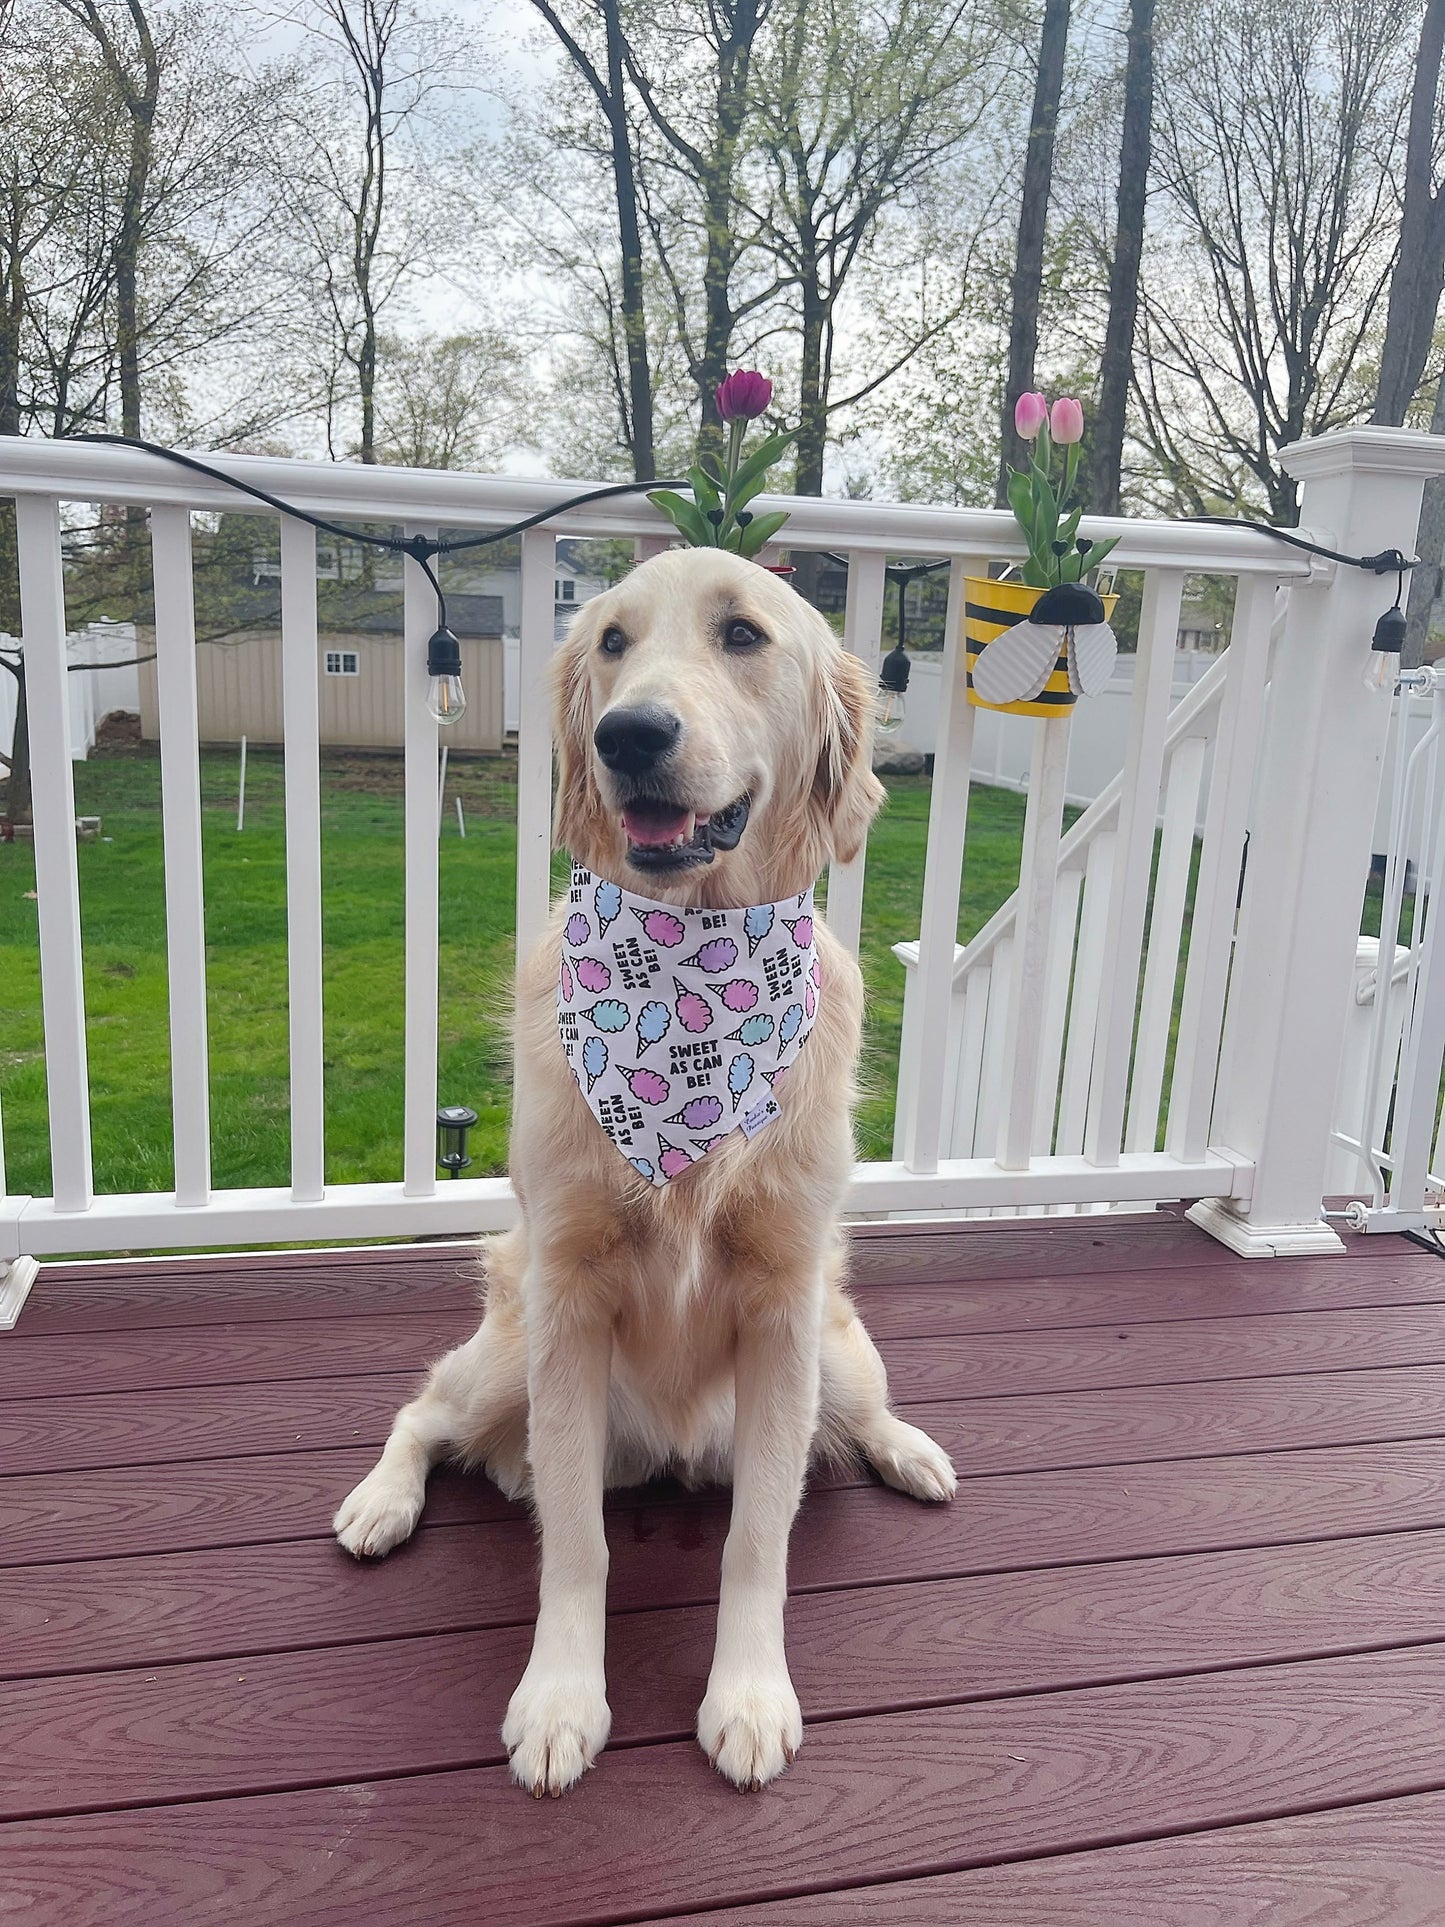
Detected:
left=1, top=744, right=1042, bottom=1200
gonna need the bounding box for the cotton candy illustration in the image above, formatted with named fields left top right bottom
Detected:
left=636, top=1000, right=670, bottom=1054
left=726, top=1013, right=775, bottom=1046
left=636, top=907, right=686, bottom=947
left=673, top=978, right=713, bottom=1034
left=582, top=999, right=629, bottom=1032
left=657, top=1136, right=693, bottom=1179
left=594, top=879, right=622, bottom=935
left=623, top=1067, right=670, bottom=1105
left=728, top=1053, right=755, bottom=1110
left=679, top=937, right=737, bottom=973
left=582, top=1035, right=608, bottom=1092
left=559, top=866, right=820, bottom=1187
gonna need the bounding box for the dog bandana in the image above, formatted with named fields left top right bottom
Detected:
left=557, top=863, right=821, bottom=1186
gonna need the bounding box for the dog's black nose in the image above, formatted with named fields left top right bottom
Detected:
left=594, top=705, right=682, bottom=776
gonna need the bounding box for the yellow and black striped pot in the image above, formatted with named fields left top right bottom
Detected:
left=964, top=577, right=1119, bottom=718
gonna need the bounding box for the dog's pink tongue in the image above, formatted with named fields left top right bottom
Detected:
left=623, top=805, right=692, bottom=847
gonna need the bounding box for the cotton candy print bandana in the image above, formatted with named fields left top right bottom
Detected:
left=557, top=863, right=821, bottom=1186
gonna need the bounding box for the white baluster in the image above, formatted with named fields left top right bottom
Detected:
left=402, top=527, right=440, bottom=1198
left=825, top=550, right=887, bottom=955
left=1085, top=567, right=1184, bottom=1166
left=15, top=494, right=92, bottom=1212
left=1056, top=832, right=1116, bottom=1156
left=900, top=558, right=981, bottom=1171
left=997, top=714, right=1071, bottom=1169
left=516, top=527, right=557, bottom=957
left=280, top=516, right=325, bottom=1202
left=1126, top=733, right=1207, bottom=1153
left=1166, top=575, right=1275, bottom=1163
left=150, top=506, right=211, bottom=1208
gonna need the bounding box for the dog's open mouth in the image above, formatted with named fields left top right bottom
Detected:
left=621, top=794, right=751, bottom=871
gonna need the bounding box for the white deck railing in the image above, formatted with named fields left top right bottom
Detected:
left=1330, top=665, right=1445, bottom=1234
left=2, top=427, right=1443, bottom=1310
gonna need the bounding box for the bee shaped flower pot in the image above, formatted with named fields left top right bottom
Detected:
left=966, top=577, right=1120, bottom=718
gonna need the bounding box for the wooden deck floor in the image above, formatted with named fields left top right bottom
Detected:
left=4, top=1212, right=1445, bottom=1923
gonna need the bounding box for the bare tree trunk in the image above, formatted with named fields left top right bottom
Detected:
left=997, top=0, right=1071, bottom=503
left=529, top=0, right=657, bottom=478
left=1372, top=0, right=1445, bottom=426
left=1405, top=378, right=1445, bottom=663
left=696, top=0, right=763, bottom=454
left=1089, top=0, right=1154, bottom=515
left=61, top=0, right=161, bottom=437
left=601, top=0, right=654, bottom=477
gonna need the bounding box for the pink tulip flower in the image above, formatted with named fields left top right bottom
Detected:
left=1050, top=396, right=1085, bottom=444
left=1014, top=391, right=1049, bottom=440
left=716, top=370, right=773, bottom=422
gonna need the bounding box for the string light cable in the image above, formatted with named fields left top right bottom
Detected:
left=64, top=433, right=691, bottom=723
left=39, top=439, right=1428, bottom=712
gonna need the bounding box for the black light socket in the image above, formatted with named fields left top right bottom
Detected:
left=427, top=625, right=462, bottom=678
left=880, top=640, right=911, bottom=694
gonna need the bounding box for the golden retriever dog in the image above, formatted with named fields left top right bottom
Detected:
left=334, top=546, right=956, bottom=1795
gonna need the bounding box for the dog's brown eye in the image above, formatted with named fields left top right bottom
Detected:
left=599, top=627, right=628, bottom=657
left=724, top=617, right=764, bottom=650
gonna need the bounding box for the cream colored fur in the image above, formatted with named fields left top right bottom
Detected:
left=334, top=548, right=956, bottom=1795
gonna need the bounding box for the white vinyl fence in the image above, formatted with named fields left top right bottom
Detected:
left=1, top=426, right=1441, bottom=1305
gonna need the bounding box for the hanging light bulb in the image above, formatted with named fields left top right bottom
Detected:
left=877, top=640, right=910, bottom=736
left=1363, top=601, right=1407, bottom=695
left=426, top=625, right=467, bottom=724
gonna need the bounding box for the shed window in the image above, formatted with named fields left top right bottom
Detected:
left=325, top=650, right=360, bottom=676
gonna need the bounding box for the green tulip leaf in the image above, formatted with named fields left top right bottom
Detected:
left=728, top=431, right=795, bottom=496
left=687, top=465, right=722, bottom=513
left=734, top=509, right=791, bottom=558
left=648, top=489, right=715, bottom=547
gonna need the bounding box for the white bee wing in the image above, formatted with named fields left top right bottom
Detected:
left=1065, top=621, right=1118, bottom=696
left=971, top=619, right=1062, bottom=706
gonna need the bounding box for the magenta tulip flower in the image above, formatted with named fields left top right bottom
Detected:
left=716, top=369, right=774, bottom=422
left=1050, top=396, right=1085, bottom=444
left=1014, top=391, right=1049, bottom=440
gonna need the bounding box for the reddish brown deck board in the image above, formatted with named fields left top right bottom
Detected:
left=639, top=1791, right=1445, bottom=1925
left=6, top=1529, right=1445, bottom=1822
left=8, top=1358, right=1445, bottom=1489
left=6, top=1426, right=1445, bottom=1574
left=12, top=1437, right=1445, bottom=1678
left=4, top=1648, right=1445, bottom=1927
left=24, top=1234, right=1444, bottom=1340
left=9, top=1298, right=1445, bottom=1404
left=4, top=1220, right=1444, bottom=1925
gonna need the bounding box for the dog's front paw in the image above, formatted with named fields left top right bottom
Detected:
left=333, top=1468, right=424, bottom=1559
left=698, top=1670, right=803, bottom=1790
left=503, top=1665, right=611, bottom=1796
left=867, top=1415, right=958, bottom=1503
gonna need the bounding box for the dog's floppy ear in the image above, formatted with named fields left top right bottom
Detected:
left=814, top=643, right=886, bottom=865
left=551, top=620, right=606, bottom=856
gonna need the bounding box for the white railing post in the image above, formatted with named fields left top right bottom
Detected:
left=1192, top=427, right=1445, bottom=1255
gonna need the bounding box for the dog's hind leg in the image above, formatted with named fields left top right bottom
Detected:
left=816, top=1290, right=957, bottom=1502
left=334, top=1237, right=531, bottom=1558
